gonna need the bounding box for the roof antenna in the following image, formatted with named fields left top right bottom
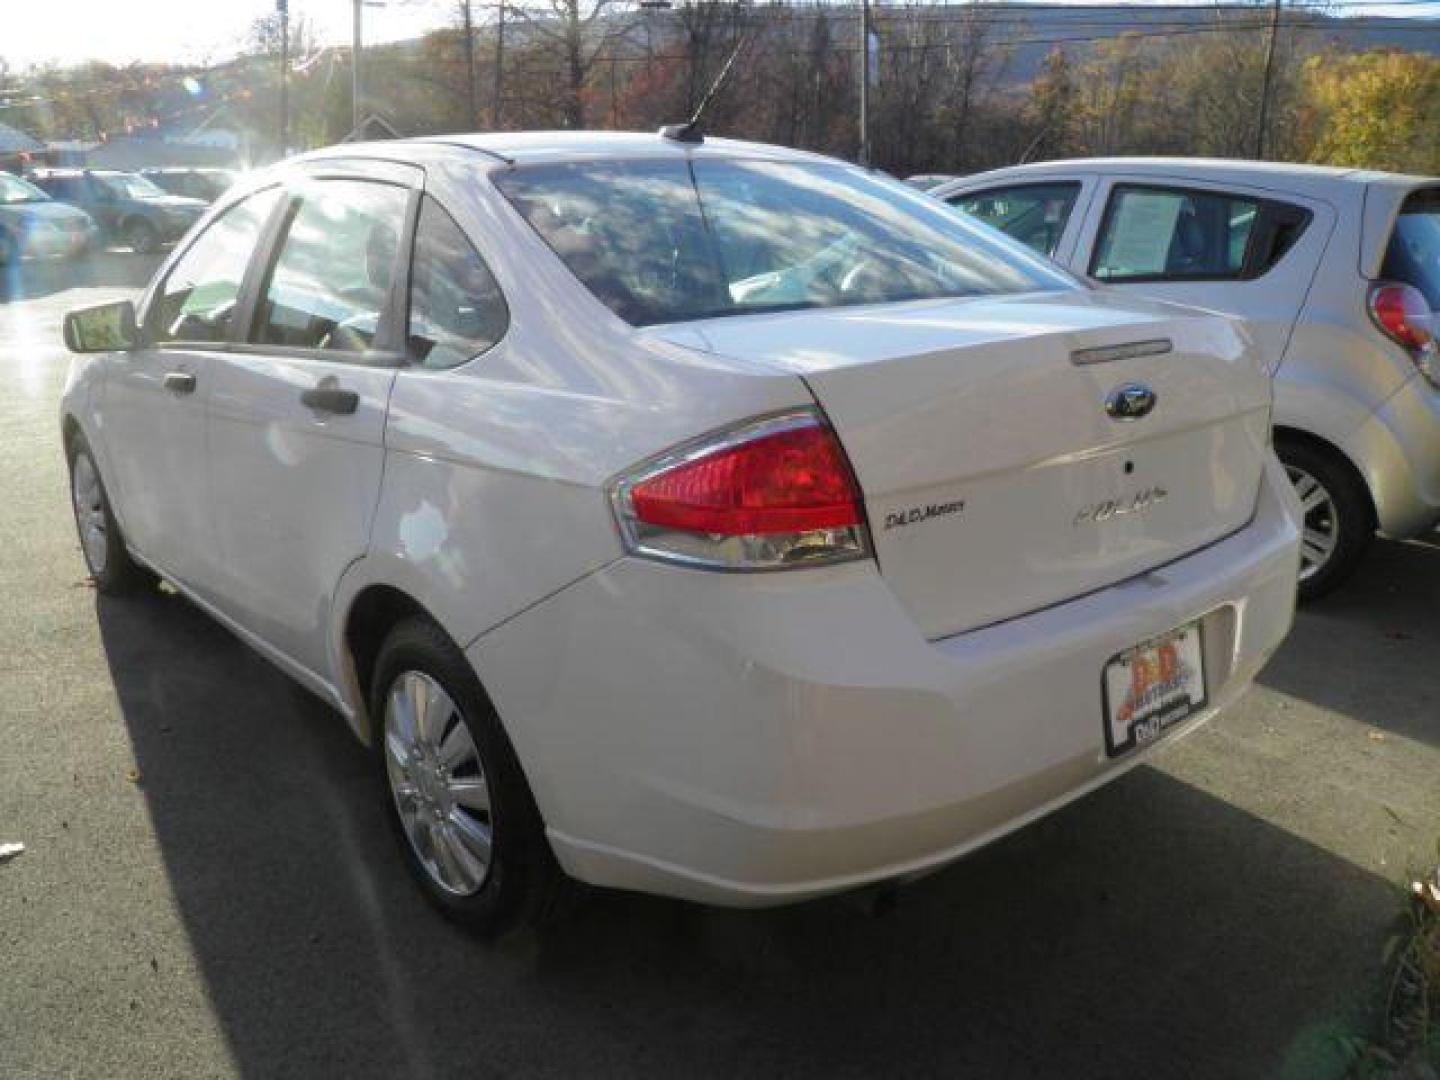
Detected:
left=659, top=29, right=752, bottom=145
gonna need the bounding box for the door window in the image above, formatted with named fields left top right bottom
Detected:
left=1092, top=185, right=1261, bottom=282
left=407, top=196, right=508, bottom=369
left=950, top=182, right=1080, bottom=256
left=252, top=179, right=409, bottom=356
left=150, top=187, right=281, bottom=345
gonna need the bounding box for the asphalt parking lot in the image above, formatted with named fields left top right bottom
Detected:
left=1, top=255, right=1437, bottom=1080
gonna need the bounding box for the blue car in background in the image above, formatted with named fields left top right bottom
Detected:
left=0, top=171, right=98, bottom=265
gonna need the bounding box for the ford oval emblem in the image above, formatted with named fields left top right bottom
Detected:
left=1105, top=383, right=1157, bottom=421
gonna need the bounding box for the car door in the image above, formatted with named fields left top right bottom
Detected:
left=942, top=175, right=1097, bottom=263
left=204, top=164, right=417, bottom=681
left=80, top=175, right=126, bottom=236
left=1073, top=176, right=1336, bottom=370
left=101, top=185, right=284, bottom=584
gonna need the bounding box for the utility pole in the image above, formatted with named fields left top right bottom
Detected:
left=1255, top=0, right=1281, bottom=159
left=460, top=0, right=477, bottom=128
left=858, top=0, right=871, bottom=166
left=278, top=0, right=289, bottom=156
left=492, top=0, right=505, bottom=129
left=352, top=0, right=363, bottom=132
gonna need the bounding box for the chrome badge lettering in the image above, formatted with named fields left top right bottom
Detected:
left=1074, top=487, right=1168, bottom=527
left=884, top=499, right=965, bottom=531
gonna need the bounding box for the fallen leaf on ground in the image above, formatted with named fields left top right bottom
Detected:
left=125, top=769, right=141, bottom=784
left=0, top=842, right=25, bottom=863
left=1412, top=878, right=1440, bottom=914
left=1368, top=731, right=1387, bottom=742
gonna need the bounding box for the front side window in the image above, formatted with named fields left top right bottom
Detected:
left=950, top=182, right=1080, bottom=256
left=0, top=173, right=50, bottom=205
left=1382, top=189, right=1440, bottom=310
left=95, top=173, right=169, bottom=201
left=495, top=159, right=1074, bottom=327
left=151, top=187, right=281, bottom=345
left=407, top=196, right=508, bottom=369
left=252, top=179, right=409, bottom=355
left=1092, top=185, right=1260, bottom=282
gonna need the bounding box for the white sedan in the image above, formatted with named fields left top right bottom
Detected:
left=61, top=133, right=1302, bottom=934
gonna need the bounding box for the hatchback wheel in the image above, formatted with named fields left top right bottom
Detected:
left=0, top=230, right=15, bottom=266
left=1278, top=438, right=1373, bottom=601
left=125, top=219, right=159, bottom=254
left=67, top=435, right=149, bottom=594
left=371, top=618, right=564, bottom=935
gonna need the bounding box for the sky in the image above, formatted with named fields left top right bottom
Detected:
left=3, top=0, right=1439, bottom=69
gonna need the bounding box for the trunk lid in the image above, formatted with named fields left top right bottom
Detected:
left=656, top=291, right=1272, bottom=639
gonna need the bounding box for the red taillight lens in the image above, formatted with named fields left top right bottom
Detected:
left=1369, top=282, right=1434, bottom=351
left=612, top=411, right=870, bottom=570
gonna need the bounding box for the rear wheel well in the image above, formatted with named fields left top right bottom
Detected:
left=1272, top=426, right=1376, bottom=529
left=344, top=585, right=435, bottom=720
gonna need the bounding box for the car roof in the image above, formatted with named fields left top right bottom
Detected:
left=298, top=130, right=842, bottom=169
left=952, top=157, right=1435, bottom=198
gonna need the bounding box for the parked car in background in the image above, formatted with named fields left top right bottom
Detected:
left=60, top=133, right=1300, bottom=935
left=905, top=173, right=958, bottom=191
left=27, top=168, right=207, bottom=253
left=937, top=160, right=1440, bottom=598
left=0, top=170, right=98, bottom=264
left=140, top=167, right=240, bottom=204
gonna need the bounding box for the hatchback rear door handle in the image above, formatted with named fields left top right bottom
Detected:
left=300, top=387, right=360, bottom=415
left=163, top=372, right=197, bottom=395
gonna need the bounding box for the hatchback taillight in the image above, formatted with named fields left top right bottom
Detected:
left=1370, top=282, right=1440, bottom=388
left=610, top=410, right=871, bottom=570
left=1370, top=283, right=1433, bottom=350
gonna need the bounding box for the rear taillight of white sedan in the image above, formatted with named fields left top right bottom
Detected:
left=1369, top=282, right=1440, bottom=388
left=610, top=409, right=871, bottom=570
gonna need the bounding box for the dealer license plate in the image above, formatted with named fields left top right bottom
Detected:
left=1102, top=621, right=1207, bottom=758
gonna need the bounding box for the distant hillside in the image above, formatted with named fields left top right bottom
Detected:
left=889, top=3, right=1440, bottom=83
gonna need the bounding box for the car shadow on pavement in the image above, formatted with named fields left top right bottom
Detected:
left=0, top=251, right=162, bottom=303
left=1258, top=535, right=1440, bottom=747
left=97, top=586, right=1403, bottom=1080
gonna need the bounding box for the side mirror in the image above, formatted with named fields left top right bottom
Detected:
left=64, top=300, right=139, bottom=353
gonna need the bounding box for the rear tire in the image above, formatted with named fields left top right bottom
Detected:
left=370, top=617, right=566, bottom=936
left=1277, top=437, right=1373, bottom=602
left=124, top=219, right=159, bottom=255
left=66, top=434, right=150, bottom=595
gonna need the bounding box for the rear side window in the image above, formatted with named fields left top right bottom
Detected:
left=151, top=187, right=281, bottom=345
left=950, top=182, right=1080, bottom=256
left=407, top=196, right=508, bottom=369
left=252, top=179, right=409, bottom=356
left=1382, top=189, right=1440, bottom=309
left=1093, top=186, right=1261, bottom=281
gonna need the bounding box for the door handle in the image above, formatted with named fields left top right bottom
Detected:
left=300, top=387, right=360, bottom=415
left=163, top=372, right=197, bottom=395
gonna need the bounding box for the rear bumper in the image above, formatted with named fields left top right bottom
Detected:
left=471, top=455, right=1301, bottom=907
left=1346, top=372, right=1440, bottom=538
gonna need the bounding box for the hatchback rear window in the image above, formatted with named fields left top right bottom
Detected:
left=1382, top=189, right=1440, bottom=309
left=494, top=159, right=1075, bottom=327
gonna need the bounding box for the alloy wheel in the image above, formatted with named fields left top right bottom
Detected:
left=382, top=670, right=493, bottom=896
left=1285, top=464, right=1338, bottom=583
left=71, top=452, right=108, bottom=576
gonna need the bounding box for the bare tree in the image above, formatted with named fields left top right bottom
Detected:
left=508, top=0, right=635, bottom=128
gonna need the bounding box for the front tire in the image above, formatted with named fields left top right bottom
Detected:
left=1277, top=437, right=1374, bottom=601
left=67, top=434, right=149, bottom=595
left=371, top=617, right=564, bottom=936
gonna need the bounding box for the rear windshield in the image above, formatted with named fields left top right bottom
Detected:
left=1382, top=189, right=1440, bottom=309
left=493, top=158, right=1076, bottom=326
